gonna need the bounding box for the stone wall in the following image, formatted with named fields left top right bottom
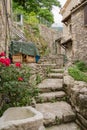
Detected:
left=62, top=24, right=71, bottom=41
left=65, top=42, right=73, bottom=62
left=39, top=25, right=62, bottom=55
left=39, top=55, right=64, bottom=67
left=0, top=1, right=5, bottom=52
left=29, top=63, right=47, bottom=84
left=0, top=0, right=11, bottom=56
left=64, top=70, right=87, bottom=130
left=72, top=5, right=87, bottom=62
left=29, top=62, right=62, bottom=85
left=60, top=0, right=81, bottom=43
left=29, top=55, right=63, bottom=84
left=61, top=1, right=87, bottom=63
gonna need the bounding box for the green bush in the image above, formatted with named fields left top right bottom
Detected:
left=75, top=61, right=87, bottom=72
left=0, top=60, right=39, bottom=116
left=68, top=67, right=87, bottom=82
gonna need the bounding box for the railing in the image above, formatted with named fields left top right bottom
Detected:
left=11, top=23, right=26, bottom=41
left=38, top=17, right=52, bottom=27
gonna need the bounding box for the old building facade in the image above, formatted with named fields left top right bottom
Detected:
left=60, top=0, right=87, bottom=63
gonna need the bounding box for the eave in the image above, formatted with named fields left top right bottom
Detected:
left=71, top=0, right=87, bottom=13
left=55, top=37, right=61, bottom=42
left=62, top=13, right=71, bottom=24
left=61, top=38, right=72, bottom=48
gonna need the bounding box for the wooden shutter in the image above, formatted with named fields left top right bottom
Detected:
left=84, top=4, right=87, bottom=25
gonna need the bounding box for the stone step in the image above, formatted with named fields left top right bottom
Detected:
left=46, top=122, right=81, bottom=130
left=51, top=69, right=64, bottom=73
left=36, top=101, right=76, bottom=126
left=48, top=73, right=63, bottom=79
left=37, top=79, right=63, bottom=93
left=36, top=91, right=66, bottom=103
left=38, top=63, right=61, bottom=68
left=54, top=66, right=63, bottom=69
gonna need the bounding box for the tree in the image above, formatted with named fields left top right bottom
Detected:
left=13, top=0, right=61, bottom=24
left=38, top=9, right=54, bottom=24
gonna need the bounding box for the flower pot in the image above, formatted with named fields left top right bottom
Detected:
left=0, top=106, right=44, bottom=130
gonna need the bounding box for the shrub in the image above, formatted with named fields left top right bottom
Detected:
left=0, top=52, right=39, bottom=116
left=75, top=61, right=87, bottom=72
left=68, top=67, right=87, bottom=82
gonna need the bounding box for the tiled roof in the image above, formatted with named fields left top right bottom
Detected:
left=60, top=0, right=71, bottom=14
left=71, top=0, right=87, bottom=12
left=61, top=0, right=87, bottom=23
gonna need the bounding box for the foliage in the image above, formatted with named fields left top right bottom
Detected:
left=68, top=67, right=87, bottom=82
left=13, top=0, right=61, bottom=12
left=25, top=12, right=39, bottom=25
left=12, top=2, right=39, bottom=25
left=12, top=0, right=61, bottom=25
left=38, top=8, right=54, bottom=24
left=24, top=24, right=48, bottom=56
left=0, top=53, right=39, bottom=116
left=36, top=74, right=42, bottom=85
left=12, top=2, right=25, bottom=15
left=75, top=61, right=87, bottom=72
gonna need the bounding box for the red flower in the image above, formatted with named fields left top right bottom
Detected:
left=15, top=62, right=21, bottom=67
left=18, top=77, right=23, bottom=81
left=0, top=52, right=5, bottom=57
left=0, top=58, right=5, bottom=64
left=4, top=58, right=11, bottom=66
left=0, top=58, right=10, bottom=66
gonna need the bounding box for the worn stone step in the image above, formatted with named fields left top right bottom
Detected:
left=46, top=122, right=81, bottom=130
left=36, top=101, right=76, bottom=126
left=37, top=79, right=63, bottom=93
left=48, top=73, right=63, bottom=79
left=36, top=91, right=66, bottom=103
left=51, top=69, right=64, bottom=73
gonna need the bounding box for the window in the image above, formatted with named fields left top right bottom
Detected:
left=84, top=5, right=87, bottom=25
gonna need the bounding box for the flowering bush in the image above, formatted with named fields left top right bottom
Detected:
left=0, top=52, right=5, bottom=57
left=0, top=52, right=39, bottom=116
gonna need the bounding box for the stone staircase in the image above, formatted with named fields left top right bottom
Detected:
left=36, top=68, right=81, bottom=130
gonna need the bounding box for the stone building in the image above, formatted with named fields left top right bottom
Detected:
left=0, top=0, right=11, bottom=56
left=60, top=0, right=87, bottom=63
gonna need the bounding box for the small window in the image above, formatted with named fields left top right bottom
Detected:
left=84, top=5, right=87, bottom=25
